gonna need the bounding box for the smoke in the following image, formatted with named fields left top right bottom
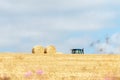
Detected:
left=91, top=33, right=120, bottom=54
left=111, top=33, right=120, bottom=46
left=95, top=43, right=114, bottom=53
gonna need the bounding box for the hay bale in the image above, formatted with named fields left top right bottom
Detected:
left=32, top=45, right=44, bottom=54
left=46, top=45, right=56, bottom=54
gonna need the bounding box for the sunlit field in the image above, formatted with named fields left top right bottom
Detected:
left=0, top=53, right=120, bottom=80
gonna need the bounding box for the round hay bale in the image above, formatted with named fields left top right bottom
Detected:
left=32, top=45, right=44, bottom=54
left=46, top=45, right=56, bottom=54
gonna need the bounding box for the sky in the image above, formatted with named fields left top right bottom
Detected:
left=0, top=0, right=120, bottom=54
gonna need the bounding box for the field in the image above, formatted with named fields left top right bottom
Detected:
left=0, top=53, right=120, bottom=80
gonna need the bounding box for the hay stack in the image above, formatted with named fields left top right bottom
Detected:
left=46, top=45, right=56, bottom=54
left=32, top=45, right=44, bottom=54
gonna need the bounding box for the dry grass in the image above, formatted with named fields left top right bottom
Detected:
left=0, top=53, right=120, bottom=80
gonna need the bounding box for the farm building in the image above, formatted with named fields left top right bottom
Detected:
left=71, top=48, right=84, bottom=54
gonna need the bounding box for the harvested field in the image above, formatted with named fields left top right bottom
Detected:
left=0, top=53, right=119, bottom=80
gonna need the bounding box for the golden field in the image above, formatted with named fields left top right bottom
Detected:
left=0, top=53, right=120, bottom=80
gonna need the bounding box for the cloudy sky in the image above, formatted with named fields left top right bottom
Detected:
left=0, top=0, right=120, bottom=53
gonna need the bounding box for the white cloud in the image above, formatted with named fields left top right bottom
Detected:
left=66, top=36, right=92, bottom=48
left=52, top=11, right=116, bottom=31
left=0, top=0, right=119, bottom=53
left=0, top=0, right=118, bottom=13
left=0, top=0, right=117, bottom=32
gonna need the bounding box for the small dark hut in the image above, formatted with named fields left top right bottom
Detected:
left=71, top=48, right=84, bottom=54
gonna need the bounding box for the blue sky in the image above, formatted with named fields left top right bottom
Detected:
left=0, top=0, right=120, bottom=53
